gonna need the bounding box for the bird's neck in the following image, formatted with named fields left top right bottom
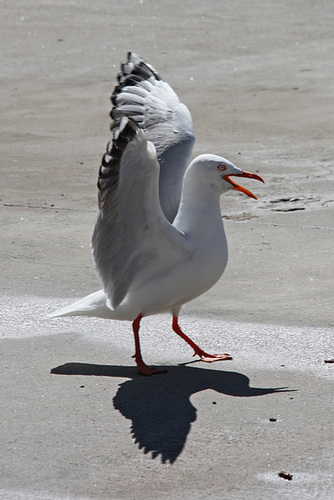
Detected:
left=173, top=169, right=225, bottom=242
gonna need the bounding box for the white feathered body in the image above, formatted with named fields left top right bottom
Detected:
left=51, top=135, right=228, bottom=321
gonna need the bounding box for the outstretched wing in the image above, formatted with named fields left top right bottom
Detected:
left=110, top=52, right=195, bottom=222
left=91, top=117, right=190, bottom=310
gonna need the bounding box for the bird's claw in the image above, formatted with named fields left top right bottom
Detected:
left=199, top=352, right=233, bottom=363
left=139, top=365, right=167, bottom=376
left=133, top=354, right=167, bottom=376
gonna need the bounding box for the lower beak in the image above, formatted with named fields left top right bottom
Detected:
left=223, top=171, right=265, bottom=200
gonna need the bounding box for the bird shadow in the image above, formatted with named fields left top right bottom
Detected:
left=51, top=361, right=291, bottom=463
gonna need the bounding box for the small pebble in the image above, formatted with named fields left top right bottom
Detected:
left=278, top=471, right=293, bottom=480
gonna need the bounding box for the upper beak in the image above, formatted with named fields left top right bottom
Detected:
left=223, top=171, right=265, bottom=200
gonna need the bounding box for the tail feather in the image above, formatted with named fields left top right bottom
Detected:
left=48, top=290, right=115, bottom=319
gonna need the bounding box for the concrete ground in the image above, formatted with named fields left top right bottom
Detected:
left=1, top=0, right=333, bottom=498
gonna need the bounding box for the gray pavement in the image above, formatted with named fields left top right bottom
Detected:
left=1, top=1, right=334, bottom=498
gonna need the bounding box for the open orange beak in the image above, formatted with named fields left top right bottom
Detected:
left=223, top=171, right=265, bottom=200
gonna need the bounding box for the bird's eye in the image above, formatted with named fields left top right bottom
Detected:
left=217, top=164, right=227, bottom=171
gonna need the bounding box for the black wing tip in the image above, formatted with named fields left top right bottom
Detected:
left=111, top=52, right=161, bottom=98
left=97, top=118, right=139, bottom=202
left=110, top=53, right=161, bottom=126
left=124, top=52, right=162, bottom=81
left=111, top=116, right=138, bottom=148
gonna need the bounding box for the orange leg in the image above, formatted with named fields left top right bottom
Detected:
left=172, top=315, right=232, bottom=362
left=132, top=314, right=166, bottom=376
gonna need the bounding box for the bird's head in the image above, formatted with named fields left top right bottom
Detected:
left=194, top=154, right=264, bottom=199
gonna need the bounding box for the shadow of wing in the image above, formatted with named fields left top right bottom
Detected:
left=113, top=376, right=196, bottom=463
left=51, top=362, right=293, bottom=463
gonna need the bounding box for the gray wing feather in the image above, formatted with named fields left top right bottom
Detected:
left=91, top=117, right=190, bottom=309
left=111, top=53, right=195, bottom=222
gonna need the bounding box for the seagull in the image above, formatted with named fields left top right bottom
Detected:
left=49, top=53, right=264, bottom=375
